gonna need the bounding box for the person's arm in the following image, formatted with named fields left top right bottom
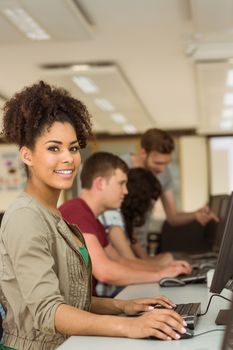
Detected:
left=55, top=297, right=187, bottom=340
left=130, top=236, right=149, bottom=259
left=108, top=224, right=174, bottom=267
left=108, top=225, right=136, bottom=259
left=108, top=227, right=175, bottom=268
left=131, top=238, right=174, bottom=267
left=161, top=190, right=218, bottom=226
left=90, top=295, right=175, bottom=315
left=83, top=233, right=191, bottom=283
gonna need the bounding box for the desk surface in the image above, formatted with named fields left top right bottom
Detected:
left=57, top=283, right=231, bottom=350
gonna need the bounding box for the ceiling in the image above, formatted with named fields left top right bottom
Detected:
left=0, top=0, right=233, bottom=135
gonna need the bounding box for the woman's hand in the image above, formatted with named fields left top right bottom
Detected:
left=121, top=295, right=176, bottom=315
left=125, top=308, right=187, bottom=340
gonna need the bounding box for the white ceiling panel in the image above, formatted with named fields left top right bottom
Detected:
left=41, top=64, right=154, bottom=134
left=0, top=0, right=233, bottom=135
left=0, top=0, right=92, bottom=44
left=190, top=0, right=233, bottom=33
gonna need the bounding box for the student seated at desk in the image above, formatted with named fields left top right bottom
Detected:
left=0, top=81, right=188, bottom=349
left=121, top=128, right=218, bottom=249
left=100, top=167, right=171, bottom=263
left=60, top=152, right=191, bottom=297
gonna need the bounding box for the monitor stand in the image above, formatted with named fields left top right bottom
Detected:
left=215, top=309, right=230, bottom=325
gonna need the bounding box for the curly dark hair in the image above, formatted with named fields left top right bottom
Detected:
left=2, top=80, right=92, bottom=149
left=121, top=167, right=162, bottom=242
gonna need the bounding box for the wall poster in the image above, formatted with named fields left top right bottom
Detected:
left=0, top=144, right=26, bottom=192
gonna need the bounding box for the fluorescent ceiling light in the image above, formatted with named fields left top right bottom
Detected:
left=94, top=98, right=115, bottom=112
left=72, top=65, right=90, bottom=72
left=2, top=7, right=50, bottom=40
left=224, top=93, right=233, bottom=106
left=226, top=70, right=233, bottom=87
left=222, top=108, right=233, bottom=119
left=123, top=124, right=137, bottom=134
left=111, top=113, right=126, bottom=123
left=220, top=119, right=233, bottom=130
left=72, top=76, right=99, bottom=94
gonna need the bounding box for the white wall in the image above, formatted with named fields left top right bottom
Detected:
left=179, top=136, right=209, bottom=211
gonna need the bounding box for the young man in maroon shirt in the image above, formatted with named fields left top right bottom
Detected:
left=60, top=152, right=191, bottom=296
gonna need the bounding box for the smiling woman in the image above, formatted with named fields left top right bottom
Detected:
left=0, top=81, right=187, bottom=350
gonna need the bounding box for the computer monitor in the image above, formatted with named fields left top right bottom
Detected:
left=205, top=194, right=229, bottom=251
left=210, top=192, right=233, bottom=325
left=0, top=213, right=4, bottom=225
left=209, top=194, right=229, bottom=215
left=212, top=196, right=230, bottom=253
left=221, top=296, right=233, bottom=350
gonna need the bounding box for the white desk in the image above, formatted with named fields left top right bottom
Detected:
left=57, top=283, right=231, bottom=350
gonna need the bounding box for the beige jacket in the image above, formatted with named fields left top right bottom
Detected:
left=0, top=192, right=92, bottom=350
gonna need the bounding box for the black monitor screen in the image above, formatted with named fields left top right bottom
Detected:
left=0, top=213, right=4, bottom=225
left=210, top=192, right=233, bottom=295
left=209, top=194, right=229, bottom=215
left=212, top=196, right=230, bottom=253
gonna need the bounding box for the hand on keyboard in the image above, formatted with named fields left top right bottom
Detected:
left=122, top=295, right=176, bottom=315
left=160, top=260, right=192, bottom=278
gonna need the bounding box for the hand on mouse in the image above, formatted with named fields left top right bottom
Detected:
left=159, top=260, right=192, bottom=278
left=120, top=295, right=176, bottom=316
left=125, top=308, right=187, bottom=340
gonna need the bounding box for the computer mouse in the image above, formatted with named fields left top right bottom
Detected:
left=159, top=277, right=186, bottom=287
left=178, top=327, right=194, bottom=339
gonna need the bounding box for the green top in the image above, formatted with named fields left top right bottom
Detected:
left=79, top=245, right=89, bottom=266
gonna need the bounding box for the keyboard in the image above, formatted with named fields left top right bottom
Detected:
left=179, top=265, right=212, bottom=284
left=154, top=302, right=201, bottom=329
left=174, top=302, right=201, bottom=329
left=189, top=251, right=218, bottom=260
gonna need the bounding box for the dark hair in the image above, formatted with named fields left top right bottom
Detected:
left=2, top=80, right=92, bottom=149
left=81, top=152, right=128, bottom=189
left=141, top=128, right=174, bottom=154
left=121, top=167, right=161, bottom=242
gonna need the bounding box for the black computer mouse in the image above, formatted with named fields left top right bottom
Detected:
left=159, top=277, right=186, bottom=287
left=178, top=327, right=194, bottom=339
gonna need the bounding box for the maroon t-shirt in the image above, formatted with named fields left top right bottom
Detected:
left=59, top=197, right=108, bottom=295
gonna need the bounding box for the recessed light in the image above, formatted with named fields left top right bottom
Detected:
left=72, top=65, right=90, bottom=72
left=224, top=93, right=233, bottom=106
left=123, top=124, right=137, bottom=134
left=2, top=7, right=50, bottom=40
left=226, top=70, right=233, bottom=87
left=72, top=76, right=99, bottom=94
left=111, top=113, right=126, bottom=123
left=94, top=98, right=115, bottom=112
